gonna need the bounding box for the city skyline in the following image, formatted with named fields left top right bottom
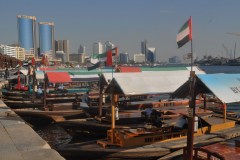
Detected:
left=1, top=0, right=240, bottom=62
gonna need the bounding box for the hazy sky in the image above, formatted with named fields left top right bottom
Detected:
left=1, top=0, right=240, bottom=61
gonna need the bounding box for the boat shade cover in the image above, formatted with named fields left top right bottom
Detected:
left=14, top=69, right=28, bottom=76
left=197, top=74, right=240, bottom=104
left=116, top=66, right=142, bottom=72
left=46, top=72, right=72, bottom=83
left=104, top=68, right=205, bottom=95
left=35, top=71, right=44, bottom=80
left=70, top=74, right=99, bottom=82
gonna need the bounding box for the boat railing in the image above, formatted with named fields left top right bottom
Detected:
left=182, top=147, right=225, bottom=160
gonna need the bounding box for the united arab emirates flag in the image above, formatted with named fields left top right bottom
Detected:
left=87, top=47, right=118, bottom=71
left=176, top=17, right=192, bottom=48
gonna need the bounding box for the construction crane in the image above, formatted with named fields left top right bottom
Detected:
left=222, top=43, right=231, bottom=59
left=226, top=32, right=240, bottom=37
left=226, top=32, right=239, bottom=59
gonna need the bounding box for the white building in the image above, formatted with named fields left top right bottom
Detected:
left=134, top=53, right=145, bottom=63
left=0, top=44, right=26, bottom=60
left=93, top=42, right=103, bottom=54
left=104, top=41, right=115, bottom=52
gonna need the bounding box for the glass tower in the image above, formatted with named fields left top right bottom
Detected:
left=38, top=22, right=55, bottom=57
left=17, top=15, right=37, bottom=57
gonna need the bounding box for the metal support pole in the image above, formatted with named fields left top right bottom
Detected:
left=43, top=73, right=47, bottom=109
left=99, top=84, right=103, bottom=117
left=203, top=94, right=206, bottom=112
left=186, top=71, right=196, bottom=160
left=111, top=93, right=116, bottom=144
left=223, top=103, right=227, bottom=123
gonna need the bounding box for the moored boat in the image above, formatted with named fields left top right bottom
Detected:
left=13, top=107, right=87, bottom=126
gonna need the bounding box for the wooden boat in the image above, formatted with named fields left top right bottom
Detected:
left=118, top=98, right=202, bottom=110
left=57, top=115, right=236, bottom=159
left=58, top=117, right=145, bottom=138
left=1, top=90, right=28, bottom=97
left=13, top=107, right=87, bottom=126
left=4, top=100, right=43, bottom=109
left=58, top=106, right=196, bottom=138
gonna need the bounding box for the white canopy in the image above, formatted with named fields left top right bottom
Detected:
left=104, top=68, right=205, bottom=95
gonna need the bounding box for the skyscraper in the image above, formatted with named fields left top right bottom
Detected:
left=141, top=40, right=147, bottom=61
left=104, top=41, right=115, bottom=52
left=17, top=15, right=37, bottom=58
left=93, top=42, right=103, bottom=54
left=78, top=45, right=86, bottom=54
left=55, top=40, right=70, bottom=62
left=147, top=47, right=156, bottom=63
left=119, top=52, right=129, bottom=64
left=38, top=22, right=55, bottom=59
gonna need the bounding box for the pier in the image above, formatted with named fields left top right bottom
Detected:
left=0, top=99, right=64, bottom=160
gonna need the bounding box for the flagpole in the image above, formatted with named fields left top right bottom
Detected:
left=186, top=16, right=196, bottom=160
left=191, top=39, right=193, bottom=71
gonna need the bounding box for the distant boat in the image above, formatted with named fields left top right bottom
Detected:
left=225, top=59, right=240, bottom=66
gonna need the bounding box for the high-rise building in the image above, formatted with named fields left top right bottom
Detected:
left=38, top=22, right=55, bottom=59
left=55, top=40, right=70, bottom=62
left=63, top=40, right=70, bottom=62
left=141, top=40, right=147, bottom=60
left=104, top=41, right=115, bottom=52
left=93, top=42, right=103, bottom=54
left=119, top=52, right=129, bottom=64
left=17, top=15, right=37, bottom=59
left=78, top=45, right=86, bottom=54
left=146, top=47, right=156, bottom=63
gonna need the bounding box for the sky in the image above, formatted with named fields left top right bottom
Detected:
left=1, top=0, right=240, bottom=62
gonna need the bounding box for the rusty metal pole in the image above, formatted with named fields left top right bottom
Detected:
left=99, top=78, right=103, bottom=117
left=43, top=73, right=47, bottom=109
left=186, top=71, right=196, bottom=160
left=203, top=94, right=206, bottom=112
left=111, top=93, right=116, bottom=143
left=223, top=103, right=227, bottom=123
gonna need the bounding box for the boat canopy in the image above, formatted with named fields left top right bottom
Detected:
left=14, top=69, right=28, bottom=76
left=172, top=73, right=240, bottom=104
left=46, top=72, right=72, bottom=83
left=115, top=66, right=142, bottom=72
left=104, top=69, right=205, bottom=95
left=35, top=70, right=44, bottom=80
left=69, top=74, right=99, bottom=82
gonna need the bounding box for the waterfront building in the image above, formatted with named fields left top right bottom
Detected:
left=104, top=41, right=115, bottom=52
left=146, top=47, right=156, bottom=63
left=119, top=52, right=129, bottom=64
left=0, top=44, right=25, bottom=61
left=55, top=51, right=66, bottom=63
left=134, top=53, right=145, bottom=63
left=141, top=40, right=147, bottom=61
left=69, top=53, right=86, bottom=65
left=169, top=56, right=181, bottom=64
left=55, top=40, right=70, bottom=62
left=17, top=15, right=37, bottom=58
left=78, top=45, right=86, bottom=54
left=93, top=42, right=103, bottom=54
left=38, top=22, right=55, bottom=60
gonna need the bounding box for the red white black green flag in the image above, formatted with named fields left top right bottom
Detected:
left=177, top=17, right=192, bottom=48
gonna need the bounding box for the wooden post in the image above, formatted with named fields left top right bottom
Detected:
left=223, top=103, right=227, bottom=123
left=186, top=71, right=196, bottom=160
left=43, top=73, right=47, bottom=109
left=111, top=93, right=116, bottom=144
left=203, top=94, right=206, bottom=112
left=99, top=84, right=103, bottom=117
